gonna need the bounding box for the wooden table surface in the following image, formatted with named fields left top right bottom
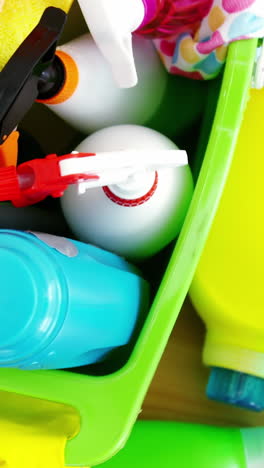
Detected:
left=142, top=298, right=264, bottom=428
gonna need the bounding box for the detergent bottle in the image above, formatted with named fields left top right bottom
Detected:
left=0, top=229, right=149, bottom=370
left=98, top=420, right=264, bottom=468
left=189, top=88, right=264, bottom=411
left=77, top=0, right=212, bottom=87
left=60, top=124, right=194, bottom=261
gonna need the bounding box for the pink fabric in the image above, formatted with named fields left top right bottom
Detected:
left=151, top=0, right=264, bottom=79
left=222, top=0, right=255, bottom=13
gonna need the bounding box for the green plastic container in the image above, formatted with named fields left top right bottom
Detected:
left=98, top=420, right=264, bottom=468
left=0, top=39, right=258, bottom=466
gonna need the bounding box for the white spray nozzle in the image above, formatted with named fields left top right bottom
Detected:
left=77, top=0, right=145, bottom=88
left=60, top=149, right=188, bottom=194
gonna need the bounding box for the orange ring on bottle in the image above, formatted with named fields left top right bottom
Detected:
left=0, top=131, right=19, bottom=167
left=37, top=50, right=79, bottom=105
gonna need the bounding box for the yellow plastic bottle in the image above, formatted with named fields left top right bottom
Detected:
left=189, top=88, right=264, bottom=411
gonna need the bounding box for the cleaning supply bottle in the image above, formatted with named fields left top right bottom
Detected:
left=60, top=124, right=194, bottom=261
left=77, top=0, right=212, bottom=87
left=98, top=420, right=264, bottom=468
left=37, top=33, right=168, bottom=134
left=0, top=229, right=149, bottom=370
left=189, top=87, right=264, bottom=411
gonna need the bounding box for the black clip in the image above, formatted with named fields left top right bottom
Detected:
left=0, top=6, right=67, bottom=145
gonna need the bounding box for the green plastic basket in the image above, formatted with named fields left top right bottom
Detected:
left=0, top=39, right=258, bottom=467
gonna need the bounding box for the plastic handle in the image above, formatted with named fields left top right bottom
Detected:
left=0, top=7, right=67, bottom=144
left=77, top=0, right=145, bottom=88
left=60, top=149, right=188, bottom=192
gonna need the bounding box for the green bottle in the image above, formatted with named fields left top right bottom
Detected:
left=98, top=421, right=264, bottom=468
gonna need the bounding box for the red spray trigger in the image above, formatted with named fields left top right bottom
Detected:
left=0, top=152, right=98, bottom=207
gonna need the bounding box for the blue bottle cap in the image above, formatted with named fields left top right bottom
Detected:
left=0, top=230, right=67, bottom=366
left=207, top=367, right=264, bottom=411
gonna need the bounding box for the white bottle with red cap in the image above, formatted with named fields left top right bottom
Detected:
left=60, top=124, right=194, bottom=260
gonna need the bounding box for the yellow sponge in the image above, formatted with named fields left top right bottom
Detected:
left=0, top=0, right=73, bottom=70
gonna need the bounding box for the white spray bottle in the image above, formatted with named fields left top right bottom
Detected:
left=39, top=4, right=206, bottom=138
left=36, top=32, right=168, bottom=134
left=60, top=125, right=194, bottom=260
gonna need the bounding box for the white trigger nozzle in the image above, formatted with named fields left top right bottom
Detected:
left=60, top=149, right=188, bottom=193
left=77, top=0, right=145, bottom=88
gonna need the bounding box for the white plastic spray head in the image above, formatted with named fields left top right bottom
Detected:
left=60, top=149, right=188, bottom=194
left=77, top=0, right=145, bottom=88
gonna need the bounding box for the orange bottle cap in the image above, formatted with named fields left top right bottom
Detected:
left=37, top=50, right=79, bottom=105
left=0, top=131, right=19, bottom=167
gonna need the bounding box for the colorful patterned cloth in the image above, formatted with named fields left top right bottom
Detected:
left=154, top=0, right=264, bottom=79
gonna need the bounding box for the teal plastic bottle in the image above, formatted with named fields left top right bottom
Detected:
left=0, top=230, right=149, bottom=370
left=98, top=421, right=264, bottom=468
